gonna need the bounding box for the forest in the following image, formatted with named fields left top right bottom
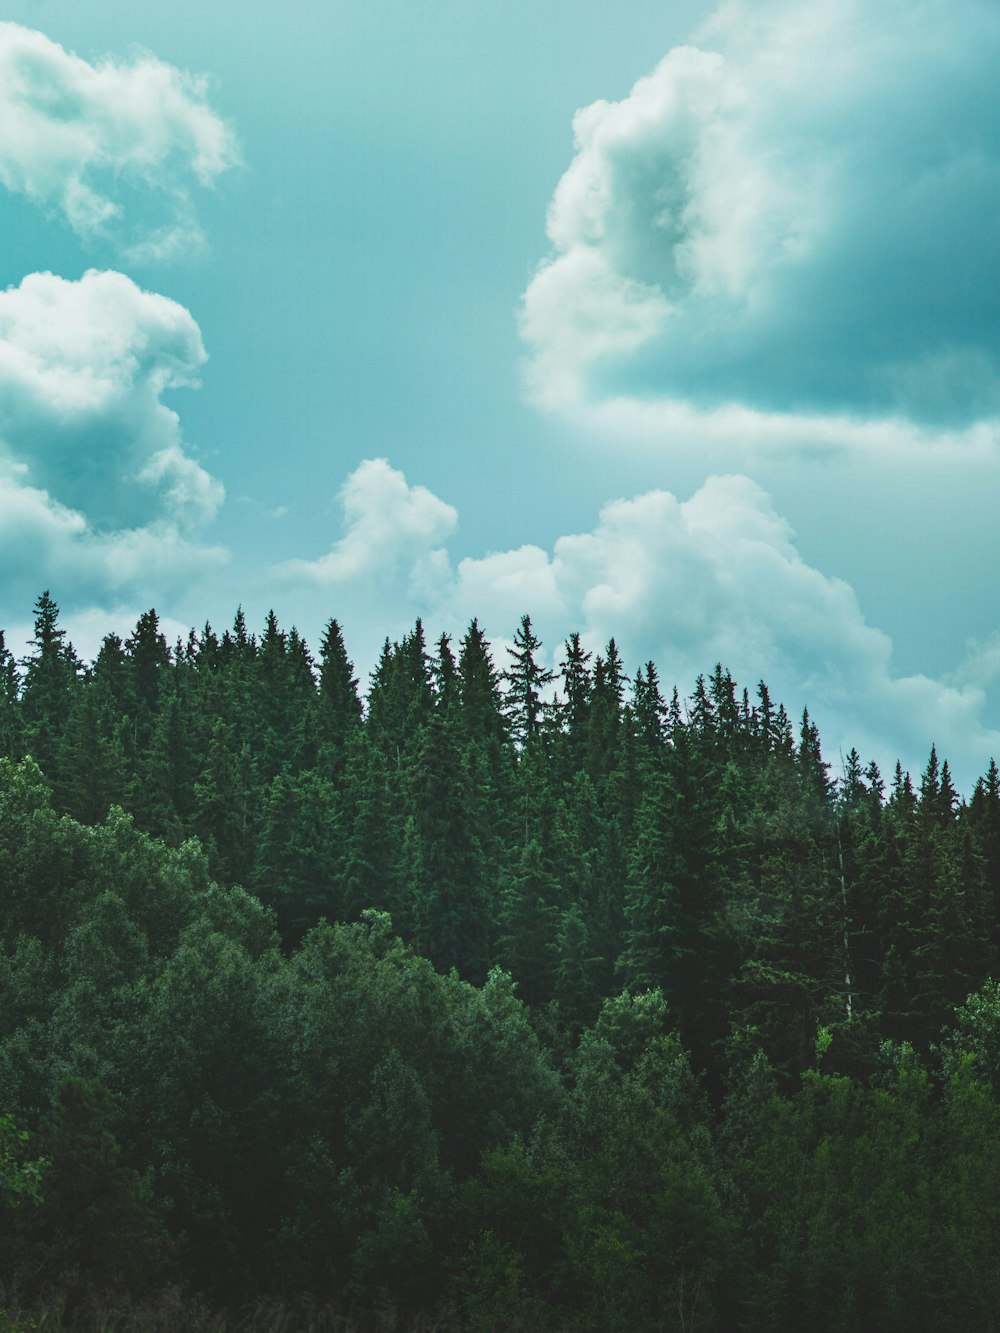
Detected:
left=2, top=590, right=1000, bottom=1331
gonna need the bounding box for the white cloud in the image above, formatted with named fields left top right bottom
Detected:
left=521, top=0, right=1000, bottom=446
left=0, top=268, right=221, bottom=527
left=951, top=633, right=1000, bottom=695
left=276, top=459, right=999, bottom=790
left=0, top=21, right=239, bottom=259
left=278, top=457, right=457, bottom=590
left=0, top=459, right=227, bottom=609
left=0, top=269, right=226, bottom=609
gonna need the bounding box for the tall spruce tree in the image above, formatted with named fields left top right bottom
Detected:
left=456, top=620, right=507, bottom=747
left=502, top=615, right=553, bottom=748
left=20, top=591, right=81, bottom=782
left=405, top=710, right=490, bottom=980
left=0, top=631, right=22, bottom=760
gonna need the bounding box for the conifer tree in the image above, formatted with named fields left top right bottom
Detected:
left=340, top=729, right=406, bottom=924
left=58, top=678, right=129, bottom=824
left=193, top=718, right=259, bottom=885
left=139, top=673, right=200, bottom=841
left=502, top=615, right=553, bottom=748
left=20, top=591, right=81, bottom=781
left=631, top=662, right=666, bottom=759
left=0, top=630, right=22, bottom=760
left=432, top=632, right=458, bottom=713
left=584, top=639, right=626, bottom=785
left=124, top=610, right=170, bottom=751
left=456, top=620, right=507, bottom=747
left=559, top=632, right=592, bottom=745
left=406, top=710, right=490, bottom=980
left=497, top=838, right=561, bottom=1006
left=367, top=622, right=435, bottom=763
left=313, top=618, right=362, bottom=780
left=798, top=708, right=831, bottom=802
left=254, top=768, right=344, bottom=937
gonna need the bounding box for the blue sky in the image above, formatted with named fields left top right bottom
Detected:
left=1, top=0, right=999, bottom=789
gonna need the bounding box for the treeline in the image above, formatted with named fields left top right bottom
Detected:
left=1, top=592, right=1000, bottom=1328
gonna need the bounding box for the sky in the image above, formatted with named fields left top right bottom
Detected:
left=1, top=0, right=999, bottom=790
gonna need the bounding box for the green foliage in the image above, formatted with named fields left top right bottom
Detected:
left=0, top=1113, right=44, bottom=1208
left=2, top=594, right=1000, bottom=1326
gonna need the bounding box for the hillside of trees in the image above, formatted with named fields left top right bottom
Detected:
left=3, top=591, right=1000, bottom=1330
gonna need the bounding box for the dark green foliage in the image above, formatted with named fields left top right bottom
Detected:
left=457, top=619, right=507, bottom=748
left=19, top=591, right=80, bottom=783
left=3, top=594, right=1000, bottom=1327
left=315, top=616, right=362, bottom=777
left=13, top=1078, right=168, bottom=1312
left=502, top=613, right=553, bottom=746
left=0, top=631, right=22, bottom=761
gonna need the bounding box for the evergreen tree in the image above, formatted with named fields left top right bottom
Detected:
left=559, top=632, right=592, bottom=744
left=124, top=609, right=170, bottom=751
left=317, top=619, right=361, bottom=726
left=584, top=638, right=626, bottom=785
left=367, top=622, right=435, bottom=763
left=193, top=718, right=259, bottom=885
left=254, top=768, right=344, bottom=937
left=340, top=729, right=406, bottom=924
left=457, top=619, right=507, bottom=747
left=20, top=591, right=81, bottom=780
left=502, top=615, right=553, bottom=748
left=432, top=632, right=458, bottom=712
left=631, top=661, right=666, bottom=759
left=497, top=838, right=561, bottom=1007
left=0, top=630, right=22, bottom=759
left=619, top=739, right=735, bottom=1080
left=57, top=678, right=129, bottom=824
left=405, top=711, right=490, bottom=980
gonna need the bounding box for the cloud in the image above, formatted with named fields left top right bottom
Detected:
left=0, top=269, right=226, bottom=608
left=277, top=457, right=457, bottom=593
left=0, top=268, right=221, bottom=526
left=0, top=21, right=239, bottom=259
left=277, top=458, right=999, bottom=790
left=521, top=0, right=1000, bottom=445
left=951, top=633, right=1000, bottom=695
left=0, top=459, right=227, bottom=611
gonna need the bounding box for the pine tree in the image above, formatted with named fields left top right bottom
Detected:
left=559, top=632, right=592, bottom=745
left=57, top=678, right=129, bottom=824
left=798, top=709, right=831, bottom=802
left=314, top=618, right=362, bottom=779
left=631, top=662, right=666, bottom=759
left=124, top=609, right=170, bottom=752
left=20, top=591, right=81, bottom=781
left=254, top=768, right=344, bottom=938
left=367, top=622, right=435, bottom=763
left=584, top=639, right=626, bottom=786
left=457, top=620, right=507, bottom=747
left=405, top=710, right=490, bottom=980
left=0, top=631, right=22, bottom=759
left=193, top=718, right=259, bottom=885
left=502, top=615, right=553, bottom=748
left=340, top=729, right=405, bottom=924
left=138, top=672, right=200, bottom=840
left=497, top=838, right=560, bottom=1007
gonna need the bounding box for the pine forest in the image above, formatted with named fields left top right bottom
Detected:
left=3, top=590, right=1000, bottom=1331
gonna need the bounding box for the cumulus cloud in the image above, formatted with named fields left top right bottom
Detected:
left=0, top=459, right=227, bottom=612
left=522, top=0, right=1000, bottom=444
left=0, top=268, right=221, bottom=527
left=277, top=458, right=1000, bottom=790
left=0, top=269, right=226, bottom=608
left=278, top=457, right=457, bottom=594
left=0, top=21, right=239, bottom=259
